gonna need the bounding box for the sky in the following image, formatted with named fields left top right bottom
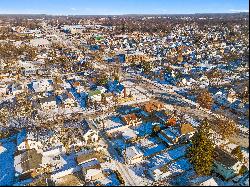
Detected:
left=0, top=0, right=249, bottom=15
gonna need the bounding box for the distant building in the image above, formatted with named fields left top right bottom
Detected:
left=30, top=38, right=50, bottom=48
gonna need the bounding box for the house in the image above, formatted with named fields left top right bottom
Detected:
left=121, top=113, right=142, bottom=126
left=213, top=147, right=243, bottom=180
left=59, top=92, right=77, bottom=108
left=227, top=88, right=237, bottom=103
left=80, top=159, right=105, bottom=181
left=39, top=96, right=57, bottom=110
left=16, top=129, right=43, bottom=152
left=14, top=149, right=43, bottom=180
left=30, top=38, right=50, bottom=48
left=189, top=176, right=218, bottom=186
left=84, top=168, right=105, bottom=181
left=81, top=121, right=99, bottom=144
left=88, top=90, right=102, bottom=102
left=103, top=92, right=113, bottom=102
left=142, top=101, right=165, bottom=113
left=6, top=83, right=24, bottom=95
left=158, top=127, right=180, bottom=146
left=123, top=146, right=144, bottom=164
left=0, top=83, right=7, bottom=97
left=54, top=173, right=84, bottom=186
left=76, top=151, right=102, bottom=166
left=31, top=79, right=53, bottom=93
left=122, top=128, right=138, bottom=142
left=18, top=61, right=39, bottom=76
left=81, top=158, right=101, bottom=170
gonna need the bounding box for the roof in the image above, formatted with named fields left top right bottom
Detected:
left=124, top=146, right=143, bottom=159
left=159, top=128, right=179, bottom=144
left=88, top=90, right=101, bottom=96
left=81, top=158, right=101, bottom=170
left=39, top=96, right=56, bottom=104
left=179, top=124, right=195, bottom=135
left=122, top=128, right=137, bottom=140
left=76, top=151, right=101, bottom=165
left=190, top=176, right=218, bottom=186
left=143, top=101, right=165, bottom=113
left=55, top=173, right=83, bottom=186
left=214, top=147, right=239, bottom=168
left=121, top=113, right=140, bottom=125
left=15, top=149, right=43, bottom=174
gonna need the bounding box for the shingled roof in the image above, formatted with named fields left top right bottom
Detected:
left=214, top=147, right=239, bottom=168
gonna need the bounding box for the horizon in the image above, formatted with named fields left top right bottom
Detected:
left=0, top=0, right=249, bottom=15
left=0, top=12, right=249, bottom=16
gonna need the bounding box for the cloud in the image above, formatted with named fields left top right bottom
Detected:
left=70, top=8, right=77, bottom=11
left=229, top=9, right=249, bottom=13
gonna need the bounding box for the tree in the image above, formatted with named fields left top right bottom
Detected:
left=152, top=124, right=161, bottom=134
left=101, top=93, right=107, bottom=105
left=214, top=118, right=238, bottom=139
left=231, top=146, right=244, bottom=161
left=187, top=119, right=215, bottom=176
left=97, top=76, right=109, bottom=86
left=141, top=61, right=152, bottom=74
left=196, top=90, right=213, bottom=110
left=114, top=74, right=120, bottom=81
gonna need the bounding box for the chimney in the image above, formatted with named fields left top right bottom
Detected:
left=123, top=87, right=127, bottom=98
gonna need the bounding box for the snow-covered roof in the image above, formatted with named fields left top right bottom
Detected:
left=122, top=128, right=137, bottom=141
left=124, top=146, right=143, bottom=160
left=190, top=176, right=218, bottom=186
left=30, top=38, right=50, bottom=47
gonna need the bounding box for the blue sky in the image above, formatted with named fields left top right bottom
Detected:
left=0, top=0, right=249, bottom=15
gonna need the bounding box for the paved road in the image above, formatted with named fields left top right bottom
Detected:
left=86, top=119, right=138, bottom=186
left=123, top=72, right=249, bottom=148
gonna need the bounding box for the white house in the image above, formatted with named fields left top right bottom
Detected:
left=227, top=88, right=237, bottom=103
left=121, top=128, right=138, bottom=142
left=39, top=96, right=57, bottom=110
left=16, top=129, right=43, bottom=152
left=123, top=146, right=144, bottom=165
left=0, top=83, right=7, bottom=97
left=60, top=93, right=77, bottom=108
left=30, top=38, right=50, bottom=48
left=32, top=79, right=53, bottom=93
left=82, top=129, right=99, bottom=144
left=213, top=147, right=243, bottom=180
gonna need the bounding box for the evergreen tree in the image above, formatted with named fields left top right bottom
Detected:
left=187, top=119, right=215, bottom=176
